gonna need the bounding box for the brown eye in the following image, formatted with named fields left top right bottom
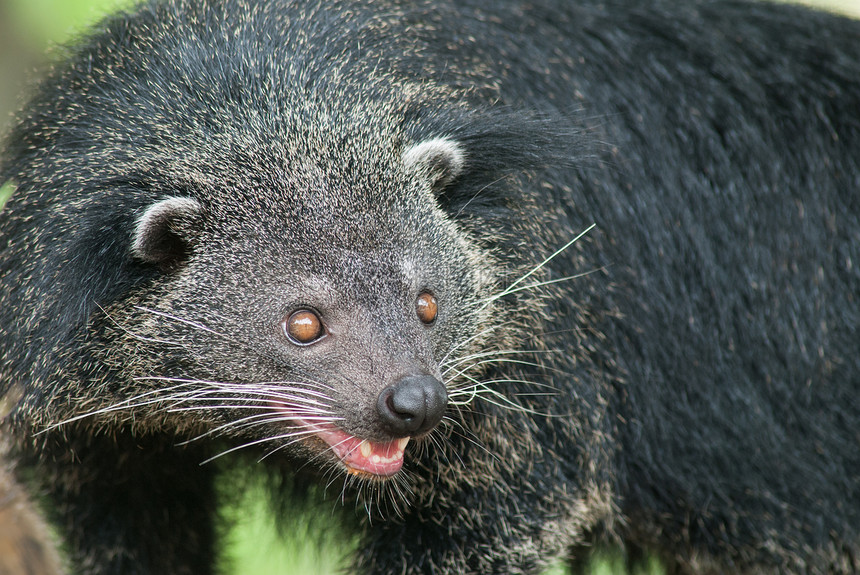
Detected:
left=283, top=310, right=325, bottom=345
left=416, top=292, right=438, bottom=324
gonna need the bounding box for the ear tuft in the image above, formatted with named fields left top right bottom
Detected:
left=132, top=197, right=202, bottom=268
left=402, top=137, right=466, bottom=191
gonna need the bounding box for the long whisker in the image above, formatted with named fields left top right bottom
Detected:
left=475, top=223, right=596, bottom=312
left=439, top=319, right=520, bottom=366
left=166, top=389, right=334, bottom=408
left=200, top=426, right=325, bottom=465
left=134, top=375, right=338, bottom=393
left=41, top=376, right=338, bottom=433
left=177, top=411, right=341, bottom=446
left=97, top=303, right=184, bottom=348
left=133, top=306, right=230, bottom=339
left=445, top=369, right=558, bottom=416
left=441, top=348, right=558, bottom=376
left=490, top=265, right=607, bottom=300
left=38, top=382, right=207, bottom=432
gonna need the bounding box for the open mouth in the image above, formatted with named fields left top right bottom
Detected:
left=309, top=423, right=409, bottom=477
left=270, top=402, right=410, bottom=477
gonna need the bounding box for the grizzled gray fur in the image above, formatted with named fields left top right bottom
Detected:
left=1, top=0, right=859, bottom=574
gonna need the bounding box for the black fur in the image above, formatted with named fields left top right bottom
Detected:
left=1, top=0, right=859, bottom=574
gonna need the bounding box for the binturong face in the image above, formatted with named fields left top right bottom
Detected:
left=100, top=133, right=499, bottom=492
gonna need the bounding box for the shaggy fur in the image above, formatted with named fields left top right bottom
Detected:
left=1, top=0, right=858, bottom=574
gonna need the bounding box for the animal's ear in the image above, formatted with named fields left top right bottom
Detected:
left=131, top=197, right=202, bottom=269
left=402, top=137, right=466, bottom=192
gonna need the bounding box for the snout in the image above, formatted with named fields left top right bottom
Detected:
left=376, top=374, right=447, bottom=437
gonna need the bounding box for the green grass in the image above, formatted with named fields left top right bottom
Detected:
left=220, top=481, right=355, bottom=575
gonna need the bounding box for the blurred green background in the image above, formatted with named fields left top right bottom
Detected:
left=1, top=0, right=859, bottom=573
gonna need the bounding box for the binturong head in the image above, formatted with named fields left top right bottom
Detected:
left=117, top=131, right=481, bottom=480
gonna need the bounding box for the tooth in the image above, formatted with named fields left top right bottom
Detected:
left=359, top=440, right=372, bottom=458
left=397, top=437, right=410, bottom=451
left=371, top=455, right=381, bottom=464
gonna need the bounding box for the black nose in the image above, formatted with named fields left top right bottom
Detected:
left=376, top=374, right=447, bottom=437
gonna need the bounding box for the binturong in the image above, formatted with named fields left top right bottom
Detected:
left=1, top=0, right=860, bottom=574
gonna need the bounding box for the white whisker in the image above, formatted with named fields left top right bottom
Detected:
left=133, top=306, right=230, bottom=339
left=475, top=223, right=596, bottom=312
left=200, top=426, right=324, bottom=465
left=487, top=266, right=607, bottom=301
left=97, top=303, right=184, bottom=348
left=439, top=320, right=519, bottom=365
left=441, top=348, right=556, bottom=376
